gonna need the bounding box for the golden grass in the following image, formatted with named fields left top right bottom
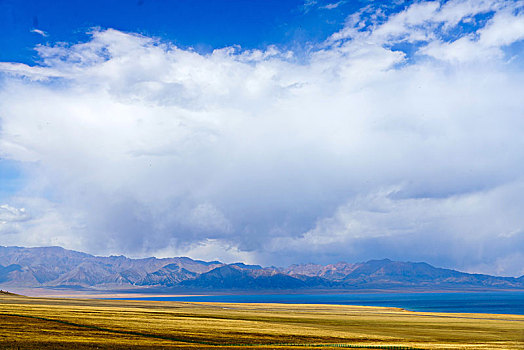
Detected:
left=1, top=293, right=523, bottom=349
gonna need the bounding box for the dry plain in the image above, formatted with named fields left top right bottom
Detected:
left=1, top=292, right=523, bottom=349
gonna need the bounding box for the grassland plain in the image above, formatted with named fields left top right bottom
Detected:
left=0, top=292, right=523, bottom=349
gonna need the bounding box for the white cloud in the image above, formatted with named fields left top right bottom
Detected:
left=268, top=182, right=524, bottom=276
left=153, top=238, right=257, bottom=264
left=421, top=5, right=524, bottom=62
left=0, top=198, right=84, bottom=249
left=321, top=1, right=345, bottom=10
left=30, top=29, right=48, bottom=37
left=1, top=0, right=524, bottom=275
left=302, top=0, right=318, bottom=13
left=433, top=0, right=503, bottom=28
left=479, top=7, right=524, bottom=47
left=0, top=204, right=30, bottom=224
left=328, top=0, right=522, bottom=60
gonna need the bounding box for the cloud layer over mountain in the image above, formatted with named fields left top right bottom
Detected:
left=1, top=0, right=524, bottom=276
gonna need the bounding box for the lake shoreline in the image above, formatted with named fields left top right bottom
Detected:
left=5, top=287, right=524, bottom=315
left=100, top=290, right=524, bottom=316
left=2, top=292, right=524, bottom=349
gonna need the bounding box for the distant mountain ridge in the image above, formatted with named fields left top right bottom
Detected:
left=1, top=246, right=523, bottom=291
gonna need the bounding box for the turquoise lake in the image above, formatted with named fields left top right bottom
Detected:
left=107, top=291, right=524, bottom=315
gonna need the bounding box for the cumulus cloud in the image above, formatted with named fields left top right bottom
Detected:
left=421, top=4, right=524, bottom=62
left=1, top=0, right=524, bottom=274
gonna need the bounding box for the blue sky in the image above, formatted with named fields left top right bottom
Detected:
left=1, top=0, right=524, bottom=276
left=0, top=0, right=374, bottom=64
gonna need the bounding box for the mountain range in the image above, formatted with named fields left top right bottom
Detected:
left=1, top=246, right=523, bottom=291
